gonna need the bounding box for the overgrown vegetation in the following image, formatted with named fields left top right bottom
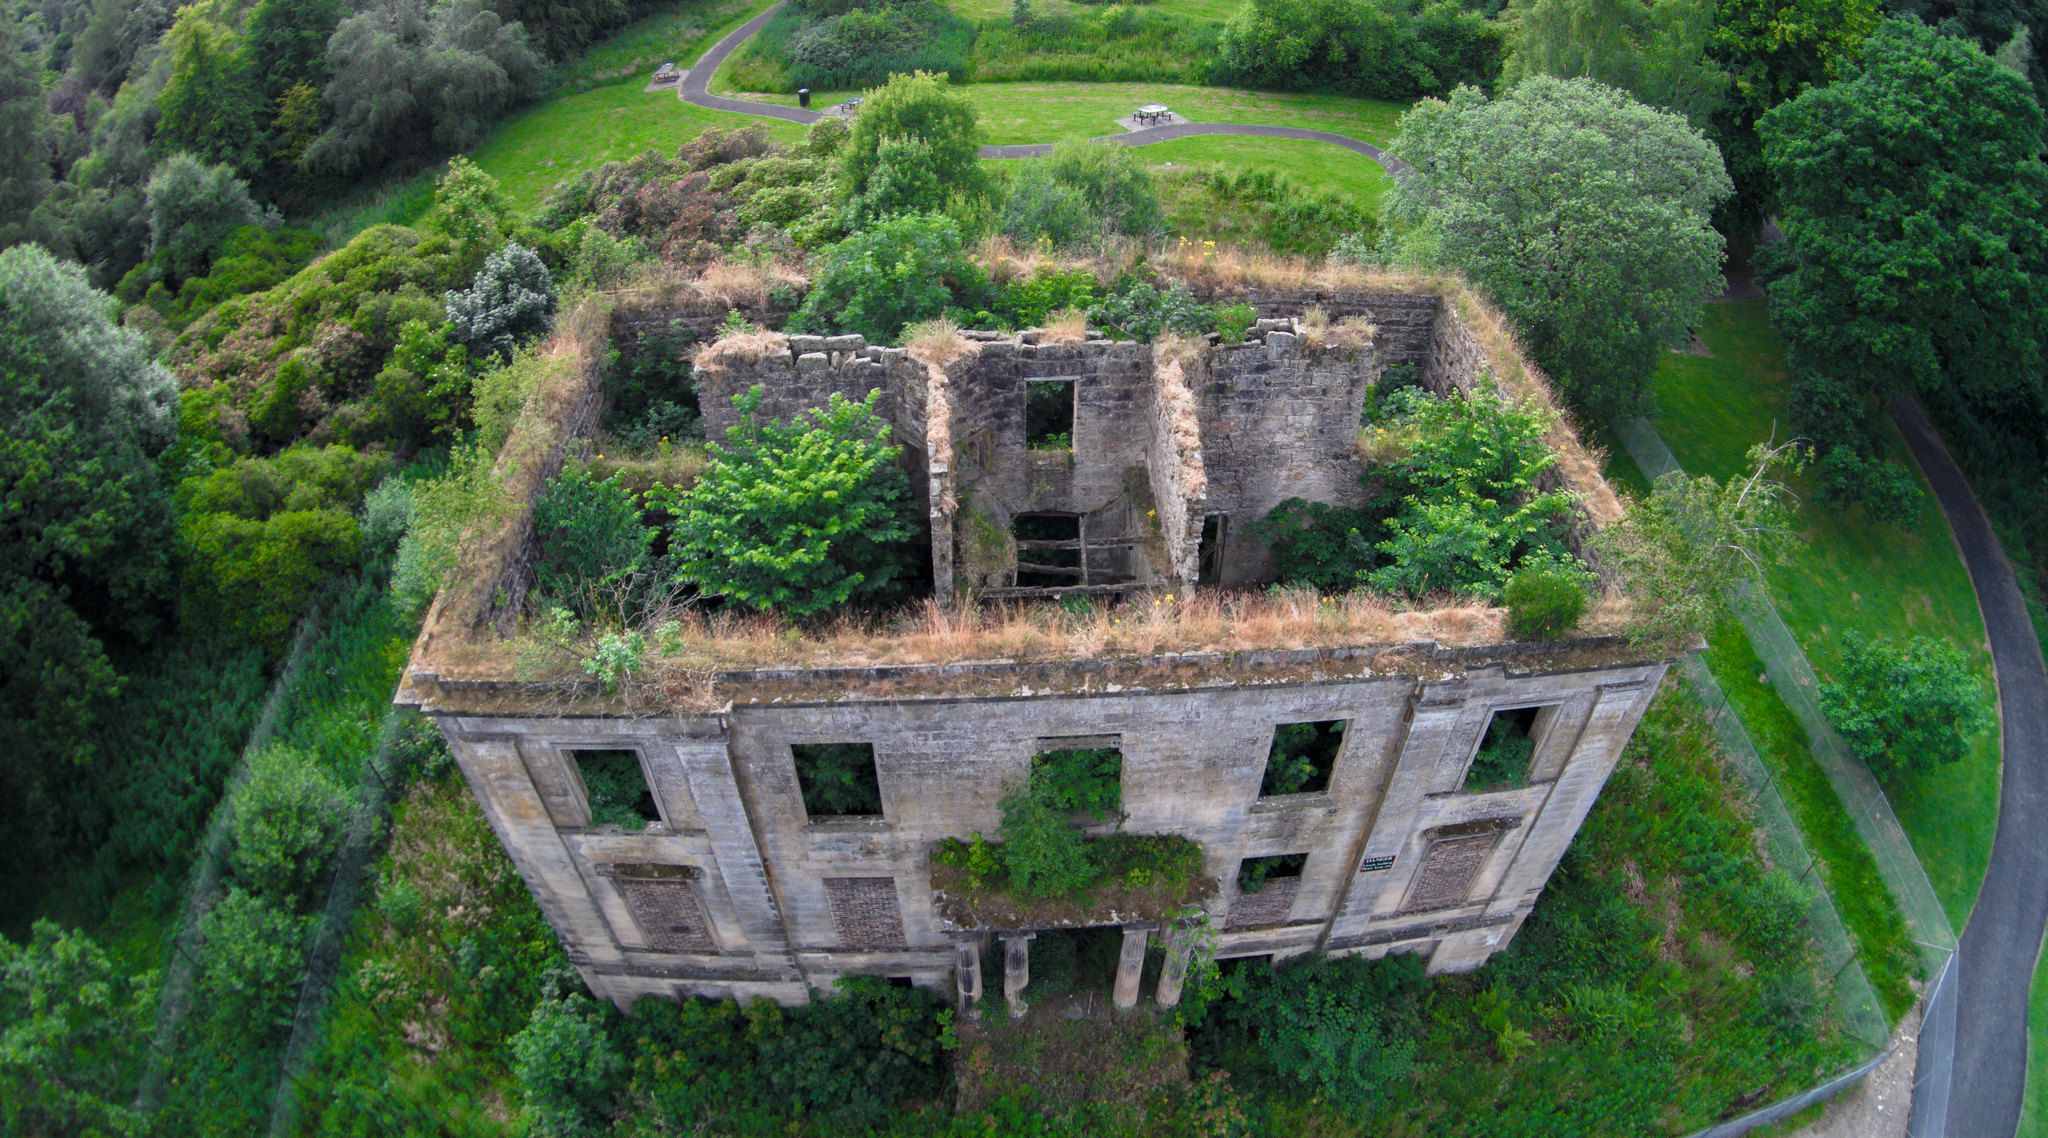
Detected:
left=1254, top=384, right=1582, bottom=601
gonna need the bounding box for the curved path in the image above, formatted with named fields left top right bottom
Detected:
left=679, top=3, right=1409, bottom=174
left=1893, top=395, right=2048, bottom=1138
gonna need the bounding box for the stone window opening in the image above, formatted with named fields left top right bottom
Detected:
left=1025, top=379, right=1075, bottom=450
left=1237, top=852, right=1308, bottom=895
left=1463, top=706, right=1545, bottom=792
left=793, top=742, right=884, bottom=819
left=1013, top=513, right=1083, bottom=589
left=1198, top=513, right=1229, bottom=585
left=570, top=748, right=662, bottom=830
left=1258, top=719, right=1347, bottom=797
left=1031, top=738, right=1125, bottom=821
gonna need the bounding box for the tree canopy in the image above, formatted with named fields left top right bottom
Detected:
left=1391, top=77, right=1731, bottom=420
left=1760, top=19, right=2048, bottom=449
left=835, top=70, right=985, bottom=225
left=0, top=243, right=177, bottom=836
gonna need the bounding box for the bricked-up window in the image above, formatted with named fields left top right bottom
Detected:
left=572, top=749, right=660, bottom=829
left=1033, top=743, right=1123, bottom=817
left=1402, top=826, right=1503, bottom=912
left=605, top=864, right=716, bottom=952
left=793, top=743, right=883, bottom=818
left=1025, top=379, right=1075, bottom=449
left=1465, top=707, right=1541, bottom=792
left=824, top=877, right=906, bottom=946
left=1014, top=514, right=1081, bottom=589
left=1259, top=720, right=1346, bottom=797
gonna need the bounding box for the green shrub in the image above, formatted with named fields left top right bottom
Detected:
left=790, top=213, right=990, bottom=343
left=1191, top=953, right=1426, bottom=1119
left=777, top=1, right=975, bottom=90
left=1086, top=278, right=1210, bottom=341
left=512, top=994, right=623, bottom=1138
left=0, top=922, right=155, bottom=1138
left=531, top=465, right=653, bottom=617
left=228, top=743, right=351, bottom=904
left=1820, top=636, right=1992, bottom=781
left=1813, top=446, right=1923, bottom=526
left=651, top=387, right=919, bottom=616
left=1000, top=140, right=1162, bottom=247
left=1503, top=559, right=1590, bottom=640
left=1365, top=387, right=1581, bottom=599
left=199, top=887, right=311, bottom=1029
left=1212, top=0, right=1502, bottom=99
left=836, top=71, right=987, bottom=227
left=1212, top=302, right=1258, bottom=344
left=994, top=784, right=1100, bottom=898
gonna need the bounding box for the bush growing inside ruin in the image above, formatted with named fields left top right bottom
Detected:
left=651, top=387, right=919, bottom=617
left=531, top=465, right=653, bottom=618
left=227, top=743, right=350, bottom=903
left=446, top=242, right=556, bottom=360
left=1820, top=636, right=1991, bottom=781
left=1503, top=557, right=1591, bottom=639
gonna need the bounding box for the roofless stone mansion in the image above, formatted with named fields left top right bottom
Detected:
left=397, top=270, right=1674, bottom=1014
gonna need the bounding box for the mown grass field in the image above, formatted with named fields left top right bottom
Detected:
left=1646, top=300, right=2001, bottom=929
left=716, top=78, right=1410, bottom=146
left=1136, top=135, right=1393, bottom=210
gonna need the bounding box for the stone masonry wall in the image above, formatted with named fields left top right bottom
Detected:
left=426, top=652, right=1668, bottom=1008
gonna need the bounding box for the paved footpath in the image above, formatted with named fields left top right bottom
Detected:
left=678, top=4, right=1409, bottom=174
left=1893, top=395, right=2048, bottom=1138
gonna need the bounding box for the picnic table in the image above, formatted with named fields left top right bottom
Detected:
left=1134, top=104, right=1171, bottom=126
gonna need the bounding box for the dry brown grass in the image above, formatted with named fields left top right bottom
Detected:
left=1040, top=308, right=1089, bottom=345
left=1297, top=306, right=1377, bottom=352
left=691, top=258, right=808, bottom=309
left=693, top=328, right=790, bottom=373
left=422, top=589, right=1641, bottom=689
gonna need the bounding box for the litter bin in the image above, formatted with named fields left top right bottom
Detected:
left=798, top=88, right=811, bottom=108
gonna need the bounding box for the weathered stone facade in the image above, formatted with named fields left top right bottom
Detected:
left=404, top=278, right=1675, bottom=1011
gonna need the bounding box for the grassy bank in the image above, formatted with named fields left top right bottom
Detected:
left=1696, top=621, right=1919, bottom=1019
left=1648, top=301, right=2000, bottom=928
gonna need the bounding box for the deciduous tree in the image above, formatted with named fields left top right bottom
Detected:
left=1820, top=636, right=1991, bottom=781
left=1760, top=20, right=2048, bottom=448
left=1391, top=77, right=1731, bottom=420
left=654, top=387, right=918, bottom=617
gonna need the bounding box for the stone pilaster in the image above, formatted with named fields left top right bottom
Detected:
left=1156, top=925, right=1198, bottom=1009
left=955, top=935, right=984, bottom=1017
left=1002, top=932, right=1034, bottom=1015
left=1113, top=926, right=1150, bottom=1010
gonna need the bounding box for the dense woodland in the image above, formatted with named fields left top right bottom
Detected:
left=2, top=0, right=2045, bottom=1131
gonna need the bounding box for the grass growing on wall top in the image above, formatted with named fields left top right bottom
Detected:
left=1648, top=300, right=2000, bottom=927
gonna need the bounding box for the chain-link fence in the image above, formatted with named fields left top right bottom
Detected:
left=265, top=707, right=408, bottom=1137
left=1618, top=417, right=1960, bottom=1136
left=137, top=609, right=323, bottom=1113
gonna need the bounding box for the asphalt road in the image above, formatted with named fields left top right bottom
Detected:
left=1893, top=395, right=2048, bottom=1138
left=677, top=5, right=1408, bottom=174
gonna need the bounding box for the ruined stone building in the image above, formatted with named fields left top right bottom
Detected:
left=399, top=272, right=1675, bottom=1014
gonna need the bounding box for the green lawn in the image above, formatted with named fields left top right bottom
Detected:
left=469, top=83, right=808, bottom=216
left=715, top=78, right=1410, bottom=147
left=549, top=0, right=771, bottom=93
left=1648, top=301, right=2001, bottom=928
left=1136, top=134, right=1393, bottom=211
